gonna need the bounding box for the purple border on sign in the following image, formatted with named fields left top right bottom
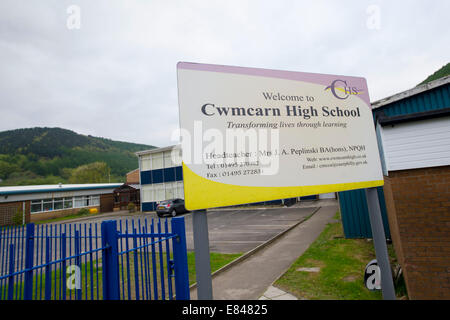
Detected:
left=177, top=62, right=371, bottom=106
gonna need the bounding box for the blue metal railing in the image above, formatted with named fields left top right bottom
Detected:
left=0, top=217, right=189, bottom=300
left=115, top=219, right=176, bottom=300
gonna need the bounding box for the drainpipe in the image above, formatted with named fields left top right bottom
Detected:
left=22, top=201, right=25, bottom=225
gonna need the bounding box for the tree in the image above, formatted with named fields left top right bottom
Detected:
left=0, top=160, right=20, bottom=179
left=68, top=162, right=110, bottom=183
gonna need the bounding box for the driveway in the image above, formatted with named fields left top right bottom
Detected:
left=46, top=205, right=320, bottom=254
left=184, top=207, right=316, bottom=253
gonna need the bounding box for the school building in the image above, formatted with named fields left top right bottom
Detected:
left=0, top=183, right=122, bottom=225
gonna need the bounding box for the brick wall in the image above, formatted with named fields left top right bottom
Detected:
left=0, top=201, right=22, bottom=226
left=383, top=165, right=450, bottom=299
left=126, top=169, right=140, bottom=184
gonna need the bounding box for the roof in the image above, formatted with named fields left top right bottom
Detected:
left=135, top=144, right=180, bottom=156
left=371, top=75, right=450, bottom=125
left=126, top=168, right=139, bottom=175
left=113, top=183, right=140, bottom=191
left=0, top=183, right=123, bottom=196
left=371, top=75, right=450, bottom=109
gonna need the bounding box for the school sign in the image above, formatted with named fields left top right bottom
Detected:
left=176, top=62, right=383, bottom=210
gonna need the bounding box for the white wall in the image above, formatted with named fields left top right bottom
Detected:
left=380, top=116, right=450, bottom=172
left=141, top=182, right=184, bottom=203
left=139, top=147, right=182, bottom=171
left=318, top=192, right=336, bottom=199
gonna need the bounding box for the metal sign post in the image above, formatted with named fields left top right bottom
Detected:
left=365, top=187, right=396, bottom=300
left=192, top=209, right=213, bottom=300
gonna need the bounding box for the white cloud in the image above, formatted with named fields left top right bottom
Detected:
left=0, top=0, right=448, bottom=147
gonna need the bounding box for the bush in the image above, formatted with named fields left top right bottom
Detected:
left=77, top=208, right=90, bottom=216
left=127, top=202, right=136, bottom=213
left=12, top=207, right=24, bottom=225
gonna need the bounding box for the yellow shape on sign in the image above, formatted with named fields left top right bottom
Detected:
left=183, top=163, right=383, bottom=211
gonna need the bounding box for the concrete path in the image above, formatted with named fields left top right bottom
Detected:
left=190, top=204, right=338, bottom=300
left=259, top=286, right=298, bottom=300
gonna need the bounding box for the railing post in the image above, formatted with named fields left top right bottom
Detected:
left=44, top=237, right=52, bottom=300
left=73, top=230, right=82, bottom=300
left=7, top=244, right=15, bottom=300
left=61, top=233, right=67, bottom=300
left=101, top=220, right=120, bottom=300
left=171, top=216, right=190, bottom=300
left=24, top=223, right=35, bottom=300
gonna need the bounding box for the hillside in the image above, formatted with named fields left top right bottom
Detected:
left=418, top=62, right=450, bottom=85
left=0, top=127, right=155, bottom=186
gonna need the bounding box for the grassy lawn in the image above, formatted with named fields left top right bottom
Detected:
left=2, top=251, right=241, bottom=300
left=2, top=259, right=103, bottom=300
left=275, top=211, right=401, bottom=300
left=187, top=252, right=243, bottom=286
left=34, top=209, right=141, bottom=225
left=117, top=251, right=242, bottom=299
left=34, top=211, right=98, bottom=224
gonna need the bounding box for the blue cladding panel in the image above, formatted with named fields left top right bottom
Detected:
left=377, top=187, right=390, bottom=237
left=175, top=166, right=183, bottom=181
left=163, top=168, right=176, bottom=183
left=338, top=186, right=390, bottom=239
left=381, top=84, right=449, bottom=117
left=142, top=202, right=156, bottom=212
left=152, top=169, right=164, bottom=184
left=140, top=171, right=152, bottom=185
left=141, top=167, right=183, bottom=185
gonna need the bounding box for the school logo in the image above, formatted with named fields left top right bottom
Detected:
left=325, top=79, right=363, bottom=100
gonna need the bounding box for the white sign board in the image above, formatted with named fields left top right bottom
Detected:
left=176, top=62, right=383, bottom=210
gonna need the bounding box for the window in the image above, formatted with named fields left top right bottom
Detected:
left=64, top=197, right=73, bottom=209
left=164, top=151, right=174, bottom=168
left=171, top=147, right=182, bottom=167
left=91, top=195, right=100, bottom=206
left=142, top=185, right=154, bottom=202
left=152, top=153, right=164, bottom=170
left=31, top=200, right=42, bottom=213
left=43, top=199, right=53, bottom=211
left=154, top=184, right=165, bottom=201
left=84, top=196, right=90, bottom=207
left=177, top=181, right=184, bottom=199
left=30, top=194, right=100, bottom=214
left=141, top=155, right=152, bottom=171
left=173, top=183, right=179, bottom=199
left=74, top=196, right=84, bottom=208
left=54, top=198, right=63, bottom=210
left=165, top=182, right=175, bottom=199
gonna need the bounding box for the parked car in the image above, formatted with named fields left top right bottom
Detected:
left=156, top=198, right=188, bottom=217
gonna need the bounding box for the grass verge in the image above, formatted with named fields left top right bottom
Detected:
left=274, top=211, right=401, bottom=300
left=2, top=251, right=241, bottom=300
left=34, top=211, right=98, bottom=224
left=187, top=252, right=243, bottom=286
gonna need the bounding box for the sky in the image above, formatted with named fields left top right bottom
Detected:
left=0, top=0, right=449, bottom=147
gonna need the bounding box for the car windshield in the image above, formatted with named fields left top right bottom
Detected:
left=159, top=200, right=172, bottom=205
